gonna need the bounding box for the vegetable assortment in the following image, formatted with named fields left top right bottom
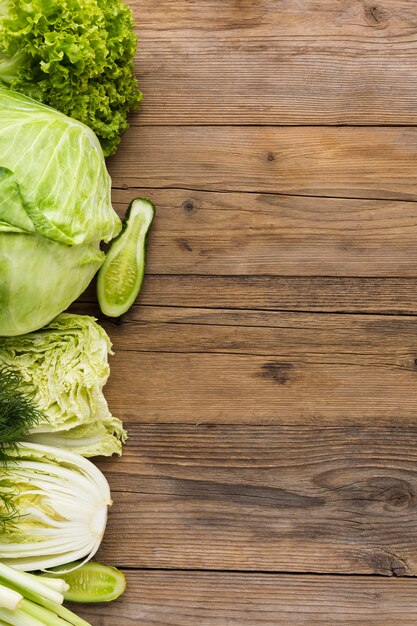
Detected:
left=0, top=0, right=154, bottom=620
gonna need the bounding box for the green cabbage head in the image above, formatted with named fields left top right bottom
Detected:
left=0, top=86, right=121, bottom=336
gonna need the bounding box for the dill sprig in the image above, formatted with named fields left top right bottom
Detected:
left=0, top=367, right=46, bottom=531
left=0, top=367, right=45, bottom=457
left=0, top=481, right=18, bottom=532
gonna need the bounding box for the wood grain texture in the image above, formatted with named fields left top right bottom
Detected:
left=104, top=347, right=417, bottom=423
left=130, top=0, right=417, bottom=126
left=78, top=306, right=417, bottom=425
left=112, top=188, right=417, bottom=277
left=76, top=571, right=417, bottom=625
left=95, top=424, right=417, bottom=575
left=79, top=0, right=417, bottom=619
left=78, top=275, right=417, bottom=315
left=109, top=126, right=417, bottom=200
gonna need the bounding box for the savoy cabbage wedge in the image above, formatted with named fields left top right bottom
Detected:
left=0, top=87, right=122, bottom=336
left=0, top=314, right=126, bottom=457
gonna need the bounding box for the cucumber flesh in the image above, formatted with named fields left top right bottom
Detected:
left=41, top=561, right=126, bottom=603
left=97, top=198, right=155, bottom=317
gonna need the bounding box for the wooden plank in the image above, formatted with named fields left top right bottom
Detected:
left=77, top=274, right=417, bottom=316
left=105, top=348, right=417, bottom=423
left=112, top=188, right=417, bottom=277
left=82, top=306, right=417, bottom=425
left=117, top=276, right=417, bottom=315
left=109, top=126, right=417, bottom=200
left=95, top=425, right=417, bottom=574
left=130, top=0, right=417, bottom=126
left=76, top=571, right=417, bottom=625
left=100, top=303, right=417, bottom=356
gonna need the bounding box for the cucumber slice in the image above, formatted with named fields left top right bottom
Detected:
left=97, top=198, right=155, bottom=317
left=41, top=562, right=126, bottom=603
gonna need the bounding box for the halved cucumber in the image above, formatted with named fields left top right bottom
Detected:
left=42, top=561, right=126, bottom=603
left=97, top=198, right=155, bottom=317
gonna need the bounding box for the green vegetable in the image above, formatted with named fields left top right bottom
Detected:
left=23, top=575, right=68, bottom=595
left=44, top=562, right=126, bottom=603
left=0, top=442, right=111, bottom=571
left=0, top=564, right=64, bottom=607
left=0, top=368, right=45, bottom=532
left=0, top=562, right=92, bottom=625
left=0, top=314, right=126, bottom=458
left=0, top=86, right=121, bottom=337
left=0, top=368, right=44, bottom=461
left=0, top=0, right=141, bottom=156
left=0, top=487, right=16, bottom=536
left=0, top=581, right=23, bottom=611
left=98, top=198, right=155, bottom=317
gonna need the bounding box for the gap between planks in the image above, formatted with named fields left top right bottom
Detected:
left=112, top=184, right=417, bottom=205
left=79, top=301, right=417, bottom=318
left=96, top=566, right=417, bottom=578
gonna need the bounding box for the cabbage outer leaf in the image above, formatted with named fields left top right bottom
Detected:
left=0, top=87, right=121, bottom=246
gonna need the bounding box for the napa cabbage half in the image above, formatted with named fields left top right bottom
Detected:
left=0, top=313, right=126, bottom=457
left=0, top=442, right=111, bottom=571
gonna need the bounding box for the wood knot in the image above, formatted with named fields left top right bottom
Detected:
left=182, top=199, right=195, bottom=214
left=259, top=362, right=294, bottom=385
left=364, top=4, right=388, bottom=27
left=383, top=483, right=416, bottom=512
left=266, top=152, right=275, bottom=162
left=368, top=550, right=409, bottom=577
left=176, top=237, right=193, bottom=252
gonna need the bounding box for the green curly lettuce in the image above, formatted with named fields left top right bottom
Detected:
left=0, top=0, right=141, bottom=156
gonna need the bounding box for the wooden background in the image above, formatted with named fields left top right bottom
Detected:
left=76, top=0, right=417, bottom=623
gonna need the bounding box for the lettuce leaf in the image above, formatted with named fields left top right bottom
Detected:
left=0, top=0, right=141, bottom=156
